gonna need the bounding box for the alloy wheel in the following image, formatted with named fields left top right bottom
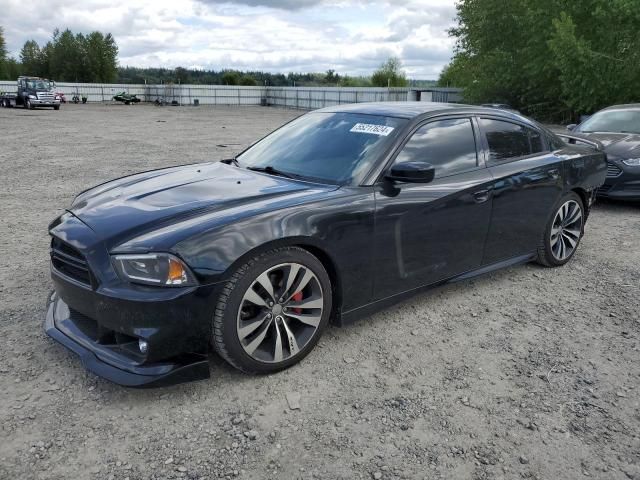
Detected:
left=550, top=200, right=583, bottom=261
left=236, top=262, right=324, bottom=363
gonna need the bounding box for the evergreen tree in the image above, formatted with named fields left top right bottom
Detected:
left=20, top=40, right=41, bottom=75
left=0, top=26, right=7, bottom=79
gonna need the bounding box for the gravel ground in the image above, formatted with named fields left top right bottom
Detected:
left=1, top=103, right=639, bottom=480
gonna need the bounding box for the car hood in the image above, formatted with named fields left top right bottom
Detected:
left=69, top=162, right=337, bottom=243
left=576, top=131, right=640, bottom=159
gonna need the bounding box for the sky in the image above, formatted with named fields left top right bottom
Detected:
left=2, top=0, right=458, bottom=80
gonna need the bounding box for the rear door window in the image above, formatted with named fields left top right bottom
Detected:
left=480, top=118, right=546, bottom=161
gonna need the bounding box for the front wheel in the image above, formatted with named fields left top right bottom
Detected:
left=24, top=98, right=32, bottom=109
left=536, top=192, right=584, bottom=267
left=53, top=105, right=60, bottom=110
left=212, top=247, right=332, bottom=374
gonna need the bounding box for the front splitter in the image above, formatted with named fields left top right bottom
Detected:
left=44, top=292, right=210, bottom=388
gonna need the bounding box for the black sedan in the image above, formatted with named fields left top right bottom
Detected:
left=46, top=102, right=606, bottom=387
left=568, top=104, right=640, bottom=200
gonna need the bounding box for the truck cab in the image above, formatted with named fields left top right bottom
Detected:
left=17, top=76, right=61, bottom=110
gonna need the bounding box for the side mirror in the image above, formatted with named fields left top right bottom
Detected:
left=566, top=124, right=577, bottom=131
left=386, top=161, right=435, bottom=183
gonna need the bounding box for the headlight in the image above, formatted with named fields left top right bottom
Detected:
left=112, top=253, right=197, bottom=287
left=622, top=158, right=640, bottom=166
left=29, top=94, right=37, bottom=99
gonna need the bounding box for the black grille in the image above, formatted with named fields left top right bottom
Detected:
left=606, top=162, right=622, bottom=177
left=50, top=237, right=92, bottom=287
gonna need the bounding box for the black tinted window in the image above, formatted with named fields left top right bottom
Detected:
left=530, top=129, right=544, bottom=153
left=394, top=118, right=478, bottom=178
left=480, top=119, right=546, bottom=161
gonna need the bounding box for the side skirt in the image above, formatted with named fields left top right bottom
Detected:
left=337, top=253, right=536, bottom=326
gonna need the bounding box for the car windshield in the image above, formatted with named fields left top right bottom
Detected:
left=236, top=112, right=407, bottom=185
left=578, top=109, right=640, bottom=134
left=26, top=79, right=49, bottom=90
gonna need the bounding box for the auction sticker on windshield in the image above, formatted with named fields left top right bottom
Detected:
left=350, top=123, right=395, bottom=136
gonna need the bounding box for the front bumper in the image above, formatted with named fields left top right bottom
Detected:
left=597, top=161, right=640, bottom=200
left=45, top=212, right=223, bottom=387
left=45, top=291, right=211, bottom=387
left=31, top=99, right=60, bottom=107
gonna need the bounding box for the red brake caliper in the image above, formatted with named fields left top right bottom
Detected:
left=291, top=291, right=303, bottom=313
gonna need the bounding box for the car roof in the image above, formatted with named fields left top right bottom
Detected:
left=316, top=101, right=528, bottom=122
left=601, top=103, right=640, bottom=112
left=316, top=101, right=462, bottom=119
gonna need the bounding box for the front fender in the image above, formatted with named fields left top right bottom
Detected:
left=173, top=188, right=376, bottom=313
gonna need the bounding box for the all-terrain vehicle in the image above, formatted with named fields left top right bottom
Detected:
left=112, top=92, right=141, bottom=105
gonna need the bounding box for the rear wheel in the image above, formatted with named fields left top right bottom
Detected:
left=53, top=105, right=60, bottom=110
left=212, top=247, right=332, bottom=374
left=536, top=192, right=584, bottom=267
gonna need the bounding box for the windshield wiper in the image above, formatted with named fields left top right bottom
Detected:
left=247, top=165, right=297, bottom=179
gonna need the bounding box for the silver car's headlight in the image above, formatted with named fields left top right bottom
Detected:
left=622, top=158, right=640, bottom=166
left=112, top=253, right=197, bottom=287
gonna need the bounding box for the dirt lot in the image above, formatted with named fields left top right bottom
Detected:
left=1, top=104, right=639, bottom=480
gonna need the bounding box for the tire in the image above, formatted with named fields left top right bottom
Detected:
left=212, top=246, right=332, bottom=374
left=536, top=192, right=585, bottom=267
left=53, top=105, right=60, bottom=110
left=24, top=98, right=31, bottom=109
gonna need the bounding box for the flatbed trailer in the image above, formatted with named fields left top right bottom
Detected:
left=0, top=93, right=18, bottom=108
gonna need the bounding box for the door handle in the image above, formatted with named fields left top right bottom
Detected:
left=472, top=189, right=490, bottom=203
left=548, top=168, right=560, bottom=179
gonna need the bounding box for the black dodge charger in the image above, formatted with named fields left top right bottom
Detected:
left=568, top=103, right=640, bottom=200
left=46, top=102, right=606, bottom=387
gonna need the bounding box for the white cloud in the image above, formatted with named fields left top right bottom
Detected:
left=2, top=0, right=457, bottom=79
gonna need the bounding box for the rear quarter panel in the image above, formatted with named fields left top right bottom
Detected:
left=559, top=145, right=607, bottom=192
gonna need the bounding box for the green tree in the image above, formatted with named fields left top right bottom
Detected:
left=339, top=75, right=371, bottom=87
left=99, top=33, right=119, bottom=82
left=222, top=70, right=241, bottom=85
left=239, top=75, right=257, bottom=86
left=371, top=57, right=408, bottom=87
left=0, top=26, right=7, bottom=79
left=23, top=28, right=119, bottom=82
left=324, top=69, right=339, bottom=85
left=174, top=66, right=191, bottom=84
left=20, top=40, right=42, bottom=75
left=4, top=57, right=21, bottom=78
left=441, top=0, right=640, bottom=120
